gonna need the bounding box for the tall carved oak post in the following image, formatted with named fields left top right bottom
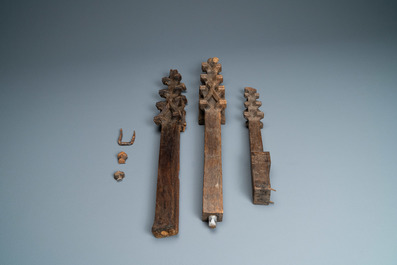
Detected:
left=152, top=70, right=187, bottom=238
left=244, top=87, right=275, bottom=205
left=199, top=57, right=227, bottom=228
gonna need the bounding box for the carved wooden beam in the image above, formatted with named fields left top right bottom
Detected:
left=244, top=87, right=275, bottom=205
left=152, top=69, right=187, bottom=238
left=199, top=57, right=227, bottom=228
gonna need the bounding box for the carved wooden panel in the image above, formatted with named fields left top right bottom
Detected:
left=199, top=58, right=227, bottom=228
left=244, top=87, right=274, bottom=205
left=152, top=69, right=187, bottom=238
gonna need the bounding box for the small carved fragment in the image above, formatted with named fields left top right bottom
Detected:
left=244, top=87, right=275, bottom=205
left=114, top=171, right=125, bottom=182
left=117, top=151, right=128, bottom=164
left=118, top=129, right=136, bottom=146
left=152, top=69, right=187, bottom=238
left=199, top=57, right=227, bottom=228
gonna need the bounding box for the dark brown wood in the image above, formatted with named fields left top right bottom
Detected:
left=199, top=57, right=227, bottom=227
left=152, top=69, right=187, bottom=238
left=244, top=87, right=274, bottom=205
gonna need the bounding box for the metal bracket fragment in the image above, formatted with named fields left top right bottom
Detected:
left=118, top=129, right=136, bottom=146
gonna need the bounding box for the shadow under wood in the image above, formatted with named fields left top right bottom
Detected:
left=238, top=91, right=253, bottom=201
left=239, top=128, right=252, bottom=202
left=184, top=60, right=206, bottom=221
left=144, top=79, right=165, bottom=236
left=192, top=125, right=204, bottom=220
left=144, top=126, right=160, bottom=236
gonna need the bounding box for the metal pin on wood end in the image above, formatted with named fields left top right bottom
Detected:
left=208, top=215, right=217, bottom=229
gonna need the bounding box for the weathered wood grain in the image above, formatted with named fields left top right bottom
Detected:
left=152, top=122, right=180, bottom=237
left=152, top=70, right=187, bottom=238
left=202, top=109, right=223, bottom=222
left=199, top=58, right=227, bottom=227
left=244, top=87, right=274, bottom=205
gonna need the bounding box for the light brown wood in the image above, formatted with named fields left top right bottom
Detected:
left=244, top=87, right=274, bottom=205
left=152, top=70, right=187, bottom=238
left=202, top=109, right=223, bottom=222
left=199, top=58, right=227, bottom=224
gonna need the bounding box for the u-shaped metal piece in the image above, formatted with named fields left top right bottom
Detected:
left=118, top=129, right=136, bottom=146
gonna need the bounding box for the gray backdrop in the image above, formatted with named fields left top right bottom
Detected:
left=1, top=0, right=396, bottom=264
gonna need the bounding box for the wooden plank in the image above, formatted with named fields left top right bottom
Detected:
left=152, top=122, right=180, bottom=237
left=199, top=57, right=227, bottom=228
left=244, top=87, right=274, bottom=205
left=251, top=151, right=272, bottom=205
left=152, top=69, right=187, bottom=238
left=202, top=109, right=223, bottom=222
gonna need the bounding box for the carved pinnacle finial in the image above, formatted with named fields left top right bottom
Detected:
left=154, top=69, right=187, bottom=131
left=199, top=57, right=227, bottom=125
left=244, top=87, right=264, bottom=128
